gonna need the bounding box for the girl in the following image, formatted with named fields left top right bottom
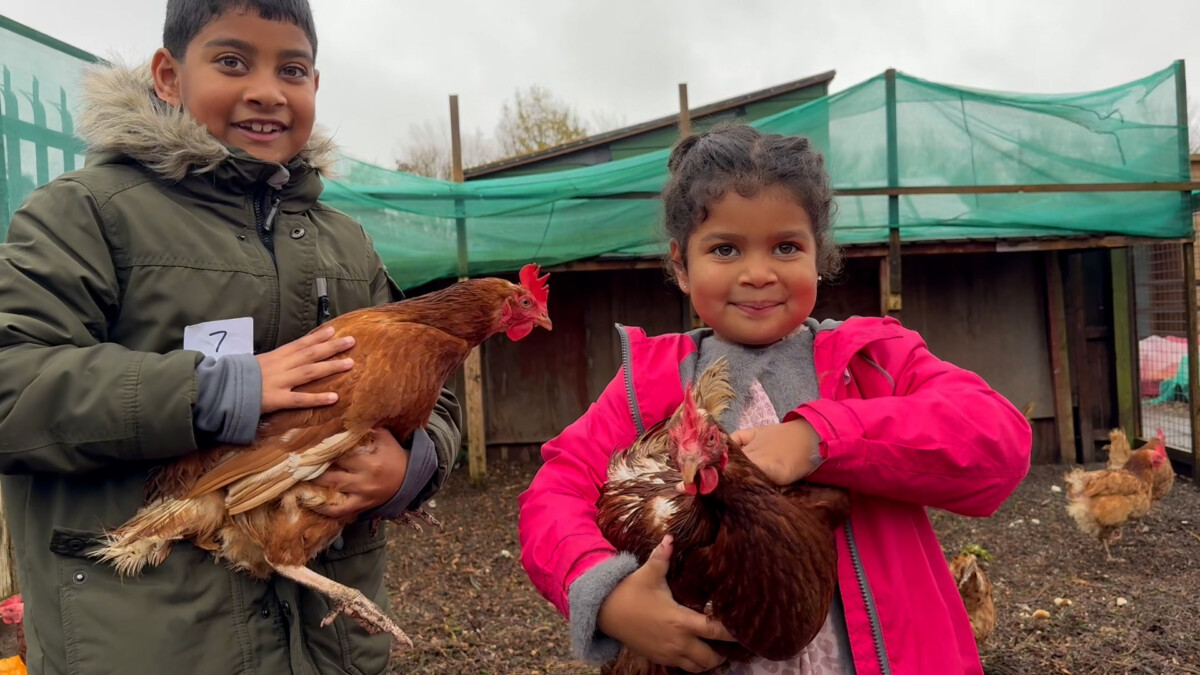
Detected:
left=517, top=124, right=1031, bottom=674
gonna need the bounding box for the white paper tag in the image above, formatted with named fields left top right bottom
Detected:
left=183, top=317, right=254, bottom=359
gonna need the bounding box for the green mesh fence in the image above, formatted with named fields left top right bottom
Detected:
left=2, top=16, right=1192, bottom=290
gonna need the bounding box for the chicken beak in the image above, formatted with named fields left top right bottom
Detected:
left=677, top=454, right=700, bottom=485
left=536, top=314, right=553, bottom=331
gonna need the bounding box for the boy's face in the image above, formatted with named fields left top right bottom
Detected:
left=152, top=9, right=319, bottom=165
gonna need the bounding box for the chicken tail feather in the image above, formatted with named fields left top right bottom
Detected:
left=90, top=496, right=222, bottom=577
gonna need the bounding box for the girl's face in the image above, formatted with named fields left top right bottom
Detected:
left=671, top=186, right=818, bottom=346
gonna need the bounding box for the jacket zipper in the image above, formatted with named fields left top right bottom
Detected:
left=615, top=323, right=645, bottom=435
left=316, top=277, right=331, bottom=324
left=845, top=513, right=892, bottom=673
left=253, top=185, right=282, bottom=264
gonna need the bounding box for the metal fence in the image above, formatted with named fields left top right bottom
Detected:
left=1131, top=241, right=1196, bottom=455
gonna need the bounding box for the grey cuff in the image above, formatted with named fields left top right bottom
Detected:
left=193, top=353, right=263, bottom=445
left=364, top=428, right=437, bottom=519
left=567, top=552, right=641, bottom=665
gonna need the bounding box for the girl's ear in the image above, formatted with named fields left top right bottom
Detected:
left=669, top=240, right=689, bottom=294
left=151, top=48, right=183, bottom=107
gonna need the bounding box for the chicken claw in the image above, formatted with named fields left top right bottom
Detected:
left=395, top=508, right=442, bottom=532
left=270, top=563, right=413, bottom=647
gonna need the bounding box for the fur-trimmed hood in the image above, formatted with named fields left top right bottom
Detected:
left=75, top=62, right=338, bottom=182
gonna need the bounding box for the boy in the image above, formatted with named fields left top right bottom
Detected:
left=0, top=1, right=461, bottom=673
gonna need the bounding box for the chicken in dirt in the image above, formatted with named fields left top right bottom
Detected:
left=1063, top=444, right=1167, bottom=562
left=1104, top=428, right=1173, bottom=503
left=91, top=264, right=552, bottom=646
left=949, top=546, right=995, bottom=644
left=596, top=358, right=850, bottom=675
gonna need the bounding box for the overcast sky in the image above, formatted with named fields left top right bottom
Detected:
left=2, top=0, right=1197, bottom=166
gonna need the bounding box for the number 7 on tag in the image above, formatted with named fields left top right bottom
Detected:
left=183, top=317, right=254, bottom=359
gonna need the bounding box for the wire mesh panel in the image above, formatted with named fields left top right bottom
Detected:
left=1132, top=242, right=1192, bottom=450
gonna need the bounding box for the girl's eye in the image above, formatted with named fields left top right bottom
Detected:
left=712, top=245, right=737, bottom=258
left=281, top=65, right=308, bottom=79
left=776, top=243, right=801, bottom=255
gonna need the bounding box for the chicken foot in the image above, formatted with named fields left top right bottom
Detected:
left=270, top=563, right=412, bottom=647
left=368, top=508, right=443, bottom=537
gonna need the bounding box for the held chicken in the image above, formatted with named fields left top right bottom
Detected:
left=1063, top=445, right=1166, bottom=562
left=596, top=358, right=850, bottom=675
left=92, top=265, right=552, bottom=645
left=949, top=547, right=995, bottom=644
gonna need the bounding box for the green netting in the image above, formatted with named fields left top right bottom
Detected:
left=2, top=16, right=1192, bottom=291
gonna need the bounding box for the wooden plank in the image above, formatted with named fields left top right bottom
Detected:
left=1066, top=252, right=1095, bottom=463
left=840, top=235, right=1194, bottom=259
left=543, top=259, right=664, bottom=273
left=1185, top=241, right=1200, bottom=481
left=1110, top=248, right=1138, bottom=436
left=449, top=94, right=487, bottom=487
left=1045, top=252, right=1077, bottom=464
left=834, top=181, right=1200, bottom=196
left=678, top=83, right=691, bottom=138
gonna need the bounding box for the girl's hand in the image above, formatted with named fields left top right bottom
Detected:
left=597, top=536, right=736, bottom=672
left=732, top=419, right=821, bottom=486
left=256, top=326, right=355, bottom=414
left=311, top=428, right=409, bottom=518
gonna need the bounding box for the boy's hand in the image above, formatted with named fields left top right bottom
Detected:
left=311, top=428, right=409, bottom=519
left=256, top=326, right=355, bottom=414
left=597, top=536, right=736, bottom=673
left=732, top=418, right=821, bottom=486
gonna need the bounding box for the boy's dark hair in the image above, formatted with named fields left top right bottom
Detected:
left=662, top=124, right=842, bottom=279
left=163, top=0, right=318, bottom=59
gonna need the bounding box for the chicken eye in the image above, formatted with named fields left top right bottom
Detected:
left=520, top=297, right=532, bottom=309
left=708, top=430, right=718, bottom=444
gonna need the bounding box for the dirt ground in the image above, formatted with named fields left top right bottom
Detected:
left=2, top=460, right=1194, bottom=673
left=386, top=459, right=1200, bottom=675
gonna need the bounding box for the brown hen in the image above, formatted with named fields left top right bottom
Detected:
left=597, top=358, right=850, bottom=675
left=91, top=265, right=552, bottom=645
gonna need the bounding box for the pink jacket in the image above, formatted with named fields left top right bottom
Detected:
left=518, top=317, right=1032, bottom=675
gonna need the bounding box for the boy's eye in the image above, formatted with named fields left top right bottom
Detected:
left=712, top=245, right=737, bottom=258
left=217, top=56, right=247, bottom=71
left=281, top=65, right=308, bottom=79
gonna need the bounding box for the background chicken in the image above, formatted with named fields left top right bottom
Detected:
left=949, top=546, right=995, bottom=644
left=1063, top=446, right=1166, bottom=562
left=93, top=265, right=552, bottom=645
left=1104, top=428, right=1173, bottom=503
left=596, top=359, right=851, bottom=674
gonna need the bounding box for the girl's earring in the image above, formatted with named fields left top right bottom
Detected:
left=817, top=275, right=823, bottom=283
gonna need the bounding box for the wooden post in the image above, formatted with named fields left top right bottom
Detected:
left=1185, top=241, right=1200, bottom=480
left=1173, top=61, right=1199, bottom=480
left=677, top=83, right=706, bottom=329
left=450, top=95, right=487, bottom=488
left=883, top=69, right=902, bottom=318
left=1110, top=248, right=1138, bottom=436
left=1045, top=252, right=1077, bottom=464
left=678, top=83, right=691, bottom=138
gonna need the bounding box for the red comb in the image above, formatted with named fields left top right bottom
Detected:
left=680, top=382, right=700, bottom=427
left=1156, top=428, right=1166, bottom=444
left=519, top=264, right=550, bottom=304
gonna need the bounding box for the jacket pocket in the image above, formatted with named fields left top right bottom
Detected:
left=300, top=521, right=392, bottom=674
left=53, top=528, right=251, bottom=675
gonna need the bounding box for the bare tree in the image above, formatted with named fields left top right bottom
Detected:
left=394, top=120, right=496, bottom=179
left=494, top=85, right=589, bottom=159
